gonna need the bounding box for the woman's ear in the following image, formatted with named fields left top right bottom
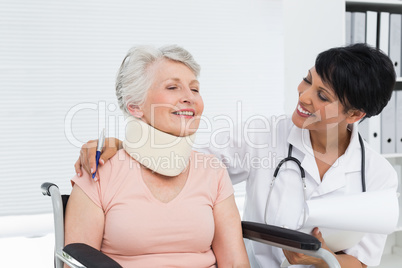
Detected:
left=346, top=109, right=366, bottom=124
left=127, top=104, right=143, bottom=118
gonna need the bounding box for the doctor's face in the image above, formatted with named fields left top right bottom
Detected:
left=291, top=67, right=351, bottom=132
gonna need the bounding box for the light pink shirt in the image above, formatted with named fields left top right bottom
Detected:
left=71, top=149, right=234, bottom=268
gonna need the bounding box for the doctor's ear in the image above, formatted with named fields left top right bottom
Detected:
left=127, top=104, right=143, bottom=118
left=346, top=109, right=366, bottom=124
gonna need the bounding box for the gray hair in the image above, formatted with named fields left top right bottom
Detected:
left=115, top=44, right=201, bottom=116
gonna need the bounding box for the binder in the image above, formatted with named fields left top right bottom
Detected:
left=397, top=90, right=402, bottom=154
left=381, top=91, right=396, bottom=154
left=346, top=12, right=352, bottom=45
left=379, top=12, right=390, bottom=54
left=366, top=115, right=382, bottom=153
left=363, top=12, right=391, bottom=154
left=351, top=12, right=366, bottom=44
left=365, top=11, right=377, bottom=47
left=389, top=14, right=402, bottom=77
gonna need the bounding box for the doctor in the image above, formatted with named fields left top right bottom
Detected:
left=74, top=43, right=398, bottom=268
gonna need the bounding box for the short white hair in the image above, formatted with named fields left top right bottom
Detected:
left=115, top=44, right=201, bottom=116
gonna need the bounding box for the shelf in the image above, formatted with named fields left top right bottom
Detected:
left=347, top=0, right=402, bottom=13
left=395, top=80, right=402, bottom=90
left=383, top=153, right=402, bottom=159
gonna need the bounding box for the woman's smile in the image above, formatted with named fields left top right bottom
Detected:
left=172, top=109, right=196, bottom=118
left=296, top=103, right=314, bottom=118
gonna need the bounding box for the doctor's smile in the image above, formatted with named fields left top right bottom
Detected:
left=296, top=103, right=313, bottom=117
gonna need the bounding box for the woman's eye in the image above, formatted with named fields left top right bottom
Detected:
left=318, top=92, right=328, bottom=101
left=302, top=77, right=311, bottom=84
left=167, top=86, right=177, bottom=90
left=191, top=88, right=199, bottom=93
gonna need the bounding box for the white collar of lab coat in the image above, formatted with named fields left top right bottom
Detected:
left=286, top=122, right=362, bottom=193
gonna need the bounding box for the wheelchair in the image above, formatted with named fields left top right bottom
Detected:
left=41, top=182, right=341, bottom=268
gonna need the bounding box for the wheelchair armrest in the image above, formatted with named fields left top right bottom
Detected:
left=63, top=243, right=122, bottom=268
left=242, top=221, right=321, bottom=250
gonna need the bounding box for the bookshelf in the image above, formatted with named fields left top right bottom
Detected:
left=346, top=1, right=402, bottom=267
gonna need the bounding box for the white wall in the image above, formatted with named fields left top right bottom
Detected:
left=1, top=0, right=348, bottom=236
left=283, top=0, right=345, bottom=114
left=0, top=0, right=284, bottom=235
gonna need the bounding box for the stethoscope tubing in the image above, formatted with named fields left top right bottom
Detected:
left=265, top=133, right=366, bottom=225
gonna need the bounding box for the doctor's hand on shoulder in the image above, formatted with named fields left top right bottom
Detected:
left=283, top=228, right=367, bottom=268
left=74, top=137, right=122, bottom=178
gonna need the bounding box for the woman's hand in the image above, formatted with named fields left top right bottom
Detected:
left=283, top=228, right=367, bottom=268
left=74, top=137, right=122, bottom=178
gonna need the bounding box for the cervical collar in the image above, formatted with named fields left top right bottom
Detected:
left=123, top=117, right=195, bottom=177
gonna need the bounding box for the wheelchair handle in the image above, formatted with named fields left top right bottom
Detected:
left=41, top=182, right=59, bottom=196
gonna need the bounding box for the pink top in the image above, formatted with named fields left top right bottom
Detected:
left=71, top=149, right=234, bottom=268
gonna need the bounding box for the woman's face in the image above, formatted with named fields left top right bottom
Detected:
left=135, top=59, right=204, bottom=137
left=291, top=67, right=355, bottom=132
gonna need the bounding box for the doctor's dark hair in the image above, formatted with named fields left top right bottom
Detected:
left=115, top=44, right=201, bottom=116
left=315, top=43, right=396, bottom=119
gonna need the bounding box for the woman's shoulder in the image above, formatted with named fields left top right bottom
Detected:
left=108, top=149, right=133, bottom=165
left=99, top=149, right=139, bottom=179
left=190, top=150, right=234, bottom=200
left=191, top=150, right=227, bottom=167
left=190, top=150, right=230, bottom=179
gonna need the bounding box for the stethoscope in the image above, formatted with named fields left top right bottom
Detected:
left=264, top=133, right=366, bottom=225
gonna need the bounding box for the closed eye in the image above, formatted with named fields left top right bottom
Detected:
left=318, top=91, right=329, bottom=102
left=302, top=77, right=311, bottom=84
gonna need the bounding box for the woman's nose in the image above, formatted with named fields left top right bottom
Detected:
left=180, top=88, right=195, bottom=104
left=298, top=86, right=313, bottom=104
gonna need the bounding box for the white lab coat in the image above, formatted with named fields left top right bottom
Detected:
left=201, top=116, right=398, bottom=267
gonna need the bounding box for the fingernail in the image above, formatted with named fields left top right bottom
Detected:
left=100, top=159, right=104, bottom=165
left=94, top=177, right=98, bottom=182
left=90, top=168, right=94, bottom=174
left=77, top=172, right=81, bottom=177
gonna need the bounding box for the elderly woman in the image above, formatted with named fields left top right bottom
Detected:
left=64, top=45, right=250, bottom=268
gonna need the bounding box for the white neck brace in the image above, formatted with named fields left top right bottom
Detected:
left=123, top=117, right=195, bottom=177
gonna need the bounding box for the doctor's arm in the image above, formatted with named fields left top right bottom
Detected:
left=74, top=137, right=122, bottom=177
left=283, top=228, right=367, bottom=268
